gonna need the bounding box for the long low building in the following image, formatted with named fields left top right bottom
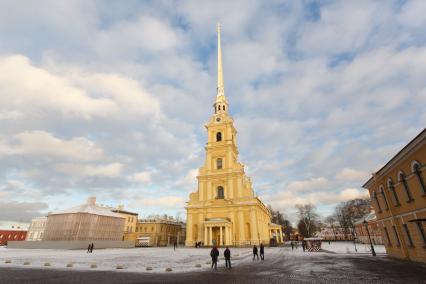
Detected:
left=363, top=128, right=426, bottom=263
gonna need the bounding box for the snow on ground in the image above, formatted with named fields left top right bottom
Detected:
left=0, top=242, right=386, bottom=273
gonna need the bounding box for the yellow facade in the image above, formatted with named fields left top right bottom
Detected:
left=112, top=207, right=138, bottom=240
left=125, top=218, right=184, bottom=246
left=363, top=128, right=426, bottom=263
left=185, top=24, right=283, bottom=247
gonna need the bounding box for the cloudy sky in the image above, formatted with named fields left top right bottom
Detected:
left=1, top=0, right=425, bottom=225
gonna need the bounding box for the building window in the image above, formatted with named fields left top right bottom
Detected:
left=403, top=224, right=414, bottom=247
left=398, top=171, right=414, bottom=202
left=217, top=158, right=223, bottom=169
left=151, top=226, right=154, bottom=232
left=223, top=105, right=225, bottom=111
left=384, top=227, right=391, bottom=246
left=217, top=186, right=224, bottom=199
left=411, top=160, right=426, bottom=194
left=392, top=226, right=401, bottom=247
left=379, top=186, right=389, bottom=211
left=415, top=221, right=426, bottom=247
left=216, top=132, right=222, bottom=142
left=373, top=191, right=382, bottom=213
left=387, top=178, right=400, bottom=206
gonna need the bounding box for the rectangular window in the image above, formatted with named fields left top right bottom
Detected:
left=392, top=226, right=401, bottom=247
left=384, top=226, right=392, bottom=246
left=403, top=224, right=414, bottom=247
left=416, top=221, right=426, bottom=247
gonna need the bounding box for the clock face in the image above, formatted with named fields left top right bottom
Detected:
left=216, top=117, right=221, bottom=122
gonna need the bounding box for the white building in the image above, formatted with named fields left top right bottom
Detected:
left=26, top=217, right=47, bottom=241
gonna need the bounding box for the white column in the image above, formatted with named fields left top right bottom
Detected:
left=204, top=225, right=208, bottom=245
left=209, top=226, right=213, bottom=246
left=225, top=226, right=229, bottom=245
left=220, top=226, right=223, bottom=246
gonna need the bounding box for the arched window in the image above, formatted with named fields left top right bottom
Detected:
left=398, top=171, right=413, bottom=202
left=217, top=158, right=223, bottom=169
left=387, top=178, right=400, bottom=206
left=373, top=191, right=382, bottom=213
left=218, top=105, right=221, bottom=111
left=411, top=160, right=426, bottom=194
left=379, top=186, right=389, bottom=211
left=217, top=186, right=224, bottom=199
left=223, top=105, right=225, bottom=111
left=216, top=132, right=222, bottom=142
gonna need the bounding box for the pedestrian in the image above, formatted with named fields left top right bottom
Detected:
left=174, top=240, right=177, bottom=250
left=291, top=241, right=294, bottom=251
left=295, top=241, right=298, bottom=250
left=90, top=243, right=94, bottom=253
left=259, top=243, right=264, bottom=261
left=252, top=245, right=259, bottom=260
left=210, top=245, right=219, bottom=271
left=87, top=243, right=91, bottom=253
left=302, top=240, right=306, bottom=252
left=224, top=246, right=231, bottom=269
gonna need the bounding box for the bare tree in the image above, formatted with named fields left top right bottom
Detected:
left=325, top=215, right=337, bottom=241
left=267, top=205, right=293, bottom=240
left=335, top=198, right=371, bottom=239
left=295, top=204, right=319, bottom=237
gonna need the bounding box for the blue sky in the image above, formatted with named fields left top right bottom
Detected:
left=0, top=0, right=425, bottom=225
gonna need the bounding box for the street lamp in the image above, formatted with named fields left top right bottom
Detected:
left=363, top=219, right=376, bottom=256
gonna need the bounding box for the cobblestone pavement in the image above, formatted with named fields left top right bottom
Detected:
left=1, top=252, right=425, bottom=284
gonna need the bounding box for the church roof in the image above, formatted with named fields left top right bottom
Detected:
left=50, top=197, right=122, bottom=218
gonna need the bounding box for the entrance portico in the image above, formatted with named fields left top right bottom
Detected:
left=204, top=218, right=232, bottom=246
left=269, top=223, right=284, bottom=243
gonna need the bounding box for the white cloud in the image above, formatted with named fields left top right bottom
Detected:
left=335, top=168, right=369, bottom=182
left=129, top=171, right=152, bottom=183
left=56, top=163, right=124, bottom=178
left=0, top=131, right=103, bottom=161
left=286, top=177, right=329, bottom=192
left=136, top=196, right=186, bottom=210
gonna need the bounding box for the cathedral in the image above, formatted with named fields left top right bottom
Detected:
left=185, top=25, right=283, bottom=247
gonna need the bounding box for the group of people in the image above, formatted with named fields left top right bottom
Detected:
left=86, top=243, right=94, bottom=253
left=290, top=240, right=307, bottom=251
left=209, top=243, right=266, bottom=271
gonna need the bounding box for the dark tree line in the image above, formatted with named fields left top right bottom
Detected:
left=267, top=205, right=293, bottom=239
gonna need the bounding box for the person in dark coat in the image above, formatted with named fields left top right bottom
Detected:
left=87, top=243, right=91, bottom=253
left=90, top=243, right=94, bottom=253
left=252, top=245, right=259, bottom=260
left=224, top=246, right=231, bottom=269
left=291, top=241, right=294, bottom=251
left=174, top=240, right=177, bottom=250
left=210, top=246, right=219, bottom=270
left=259, top=243, right=264, bottom=260
left=302, top=240, right=306, bottom=252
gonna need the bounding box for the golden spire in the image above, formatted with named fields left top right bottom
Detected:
left=217, top=23, right=224, bottom=97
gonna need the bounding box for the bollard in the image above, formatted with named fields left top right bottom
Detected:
left=205, top=261, right=211, bottom=264
left=44, top=262, right=51, bottom=267
left=5, top=259, right=12, bottom=264
left=66, top=263, right=73, bottom=268
left=146, top=266, right=152, bottom=271
left=165, top=267, right=173, bottom=272
left=90, top=263, right=97, bottom=269
left=23, top=261, right=31, bottom=265
left=195, top=264, right=202, bottom=268
left=116, top=265, right=125, bottom=270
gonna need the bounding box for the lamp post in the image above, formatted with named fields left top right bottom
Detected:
left=363, top=219, right=376, bottom=256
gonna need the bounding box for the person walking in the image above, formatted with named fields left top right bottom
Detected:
left=224, top=246, right=231, bottom=269
left=174, top=240, right=177, bottom=250
left=210, top=246, right=219, bottom=271
left=252, top=245, right=259, bottom=260
left=259, top=243, right=265, bottom=260
left=90, top=243, right=94, bottom=253
left=291, top=241, right=294, bottom=251
left=302, top=240, right=306, bottom=252
left=87, top=243, right=91, bottom=253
